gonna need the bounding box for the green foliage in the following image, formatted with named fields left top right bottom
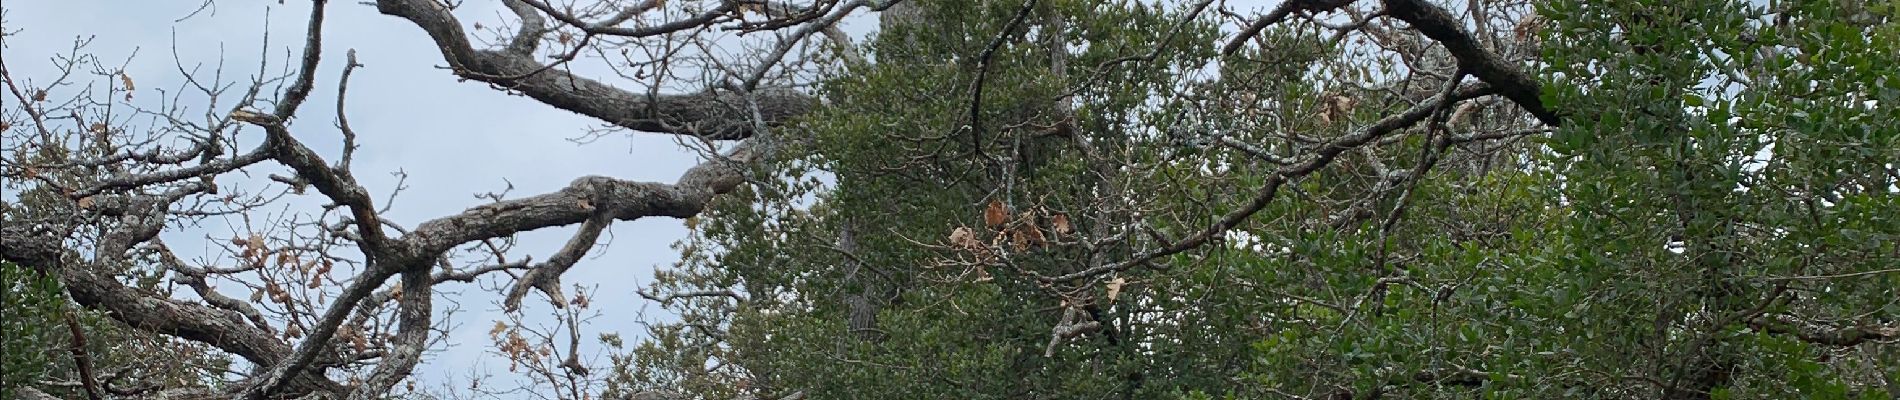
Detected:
left=1533, top=0, right=1899, bottom=396
left=2, top=261, right=66, bottom=398
left=613, top=0, right=1899, bottom=398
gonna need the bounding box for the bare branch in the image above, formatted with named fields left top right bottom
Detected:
left=378, top=0, right=814, bottom=139
left=503, top=212, right=611, bottom=312
left=1222, top=0, right=1355, bottom=57
left=1751, top=315, right=1900, bottom=347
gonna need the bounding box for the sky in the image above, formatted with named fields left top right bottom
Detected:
left=2, top=0, right=718, bottom=392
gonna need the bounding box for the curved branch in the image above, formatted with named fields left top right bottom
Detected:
left=516, top=0, right=734, bottom=38
left=502, top=0, right=549, bottom=55
left=1045, top=84, right=1497, bottom=282
left=1221, top=0, right=1355, bottom=57
left=272, top=0, right=329, bottom=120
left=375, top=0, right=816, bottom=139
left=1380, top=0, right=1560, bottom=125
left=503, top=212, right=611, bottom=312
left=742, top=0, right=867, bottom=89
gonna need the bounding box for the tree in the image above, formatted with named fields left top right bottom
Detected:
left=620, top=0, right=1898, bottom=399
left=2, top=0, right=1895, bottom=399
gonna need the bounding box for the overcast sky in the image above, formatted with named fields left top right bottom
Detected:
left=3, top=0, right=725, bottom=392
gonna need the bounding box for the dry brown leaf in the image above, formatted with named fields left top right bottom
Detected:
left=266, top=282, right=288, bottom=304
left=250, top=287, right=266, bottom=303
left=285, top=323, right=303, bottom=339
left=1019, top=223, right=1045, bottom=249
left=489, top=321, right=508, bottom=339
left=1051, top=213, right=1072, bottom=236
left=76, top=196, right=94, bottom=209
left=1448, top=101, right=1479, bottom=128
left=31, top=89, right=46, bottom=102
left=120, top=72, right=135, bottom=101
left=1333, top=95, right=1357, bottom=114
left=1515, top=13, right=1546, bottom=42
left=1106, top=277, right=1127, bottom=302
left=89, top=123, right=108, bottom=134
left=247, top=233, right=265, bottom=253
left=949, top=226, right=979, bottom=249
left=984, top=199, right=1008, bottom=228
left=1318, top=94, right=1358, bottom=125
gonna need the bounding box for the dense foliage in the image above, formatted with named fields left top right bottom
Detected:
left=2, top=261, right=65, bottom=398
left=610, top=0, right=1899, bottom=399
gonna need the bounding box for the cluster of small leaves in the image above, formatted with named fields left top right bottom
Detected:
left=592, top=0, right=1900, bottom=398
left=1, top=261, right=66, bottom=398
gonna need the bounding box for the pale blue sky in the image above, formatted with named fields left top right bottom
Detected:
left=4, top=0, right=706, bottom=392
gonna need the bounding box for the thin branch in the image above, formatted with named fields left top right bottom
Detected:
left=1222, top=0, right=1354, bottom=56
left=62, top=308, right=103, bottom=400
left=1044, top=84, right=1496, bottom=283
